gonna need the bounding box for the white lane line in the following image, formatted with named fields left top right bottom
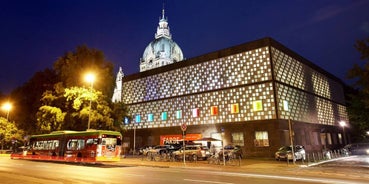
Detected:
left=210, top=172, right=365, bottom=184
left=124, top=173, right=145, bottom=177
left=184, top=179, right=234, bottom=184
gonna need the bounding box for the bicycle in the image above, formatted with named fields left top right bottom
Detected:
left=207, top=153, right=220, bottom=165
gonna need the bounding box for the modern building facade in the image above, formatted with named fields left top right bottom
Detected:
left=118, top=37, right=348, bottom=157
left=114, top=10, right=349, bottom=157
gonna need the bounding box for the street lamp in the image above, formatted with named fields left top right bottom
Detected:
left=2, top=102, right=12, bottom=121
left=339, top=121, right=346, bottom=145
left=85, top=73, right=95, bottom=130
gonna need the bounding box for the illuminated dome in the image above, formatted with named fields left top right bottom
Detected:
left=140, top=8, right=184, bottom=72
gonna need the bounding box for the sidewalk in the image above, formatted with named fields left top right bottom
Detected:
left=110, top=155, right=303, bottom=172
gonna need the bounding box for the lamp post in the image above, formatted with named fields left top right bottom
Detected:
left=339, top=121, right=346, bottom=145
left=2, top=102, right=12, bottom=150
left=85, top=73, right=95, bottom=130
left=2, top=102, right=12, bottom=121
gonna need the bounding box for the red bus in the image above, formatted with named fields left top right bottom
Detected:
left=11, top=130, right=122, bottom=162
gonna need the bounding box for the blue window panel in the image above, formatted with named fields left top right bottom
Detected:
left=135, top=115, right=141, bottom=123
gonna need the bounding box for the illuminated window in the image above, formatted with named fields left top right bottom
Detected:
left=283, top=100, right=289, bottom=111
left=231, top=103, right=239, bottom=113
left=192, top=108, right=200, bottom=117
left=254, top=131, right=269, bottom=147
left=210, top=106, right=218, bottom=116
left=176, top=110, right=182, bottom=119
left=124, top=117, right=130, bottom=125
left=253, top=100, right=263, bottom=111
left=232, top=132, right=244, bottom=146
left=135, top=115, right=141, bottom=123
left=161, top=112, right=167, bottom=121
left=148, top=114, right=154, bottom=122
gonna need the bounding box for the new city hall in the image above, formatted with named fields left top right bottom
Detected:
left=112, top=9, right=349, bottom=157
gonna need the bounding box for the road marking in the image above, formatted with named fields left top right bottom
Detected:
left=210, top=171, right=365, bottom=184
left=184, top=179, right=233, bottom=184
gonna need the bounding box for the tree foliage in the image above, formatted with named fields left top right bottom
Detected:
left=0, top=117, right=24, bottom=149
left=5, top=45, right=126, bottom=136
left=53, top=45, right=115, bottom=96
left=10, top=69, right=57, bottom=134
left=347, top=37, right=369, bottom=142
left=35, top=45, right=123, bottom=132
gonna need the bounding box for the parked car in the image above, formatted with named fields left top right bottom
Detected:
left=343, top=143, right=369, bottom=155
left=221, top=145, right=243, bottom=159
left=275, top=145, right=306, bottom=161
left=138, top=145, right=154, bottom=155
left=172, top=145, right=210, bottom=161
left=146, top=145, right=181, bottom=156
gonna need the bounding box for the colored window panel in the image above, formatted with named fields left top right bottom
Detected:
left=161, top=112, right=167, bottom=121
left=231, top=103, right=239, bottom=113
left=176, top=110, right=182, bottom=119
left=283, top=100, right=289, bottom=111
left=148, top=114, right=154, bottom=122
left=124, top=117, right=130, bottom=125
left=210, top=106, right=218, bottom=116
left=135, top=115, right=141, bottom=123
left=192, top=108, right=199, bottom=117
left=253, top=100, right=263, bottom=111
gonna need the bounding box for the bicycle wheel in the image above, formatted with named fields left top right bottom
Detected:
left=226, top=155, right=235, bottom=166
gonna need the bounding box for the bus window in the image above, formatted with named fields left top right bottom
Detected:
left=86, top=139, right=93, bottom=145
left=67, top=140, right=77, bottom=150
left=67, top=139, right=85, bottom=150
left=77, top=139, right=85, bottom=150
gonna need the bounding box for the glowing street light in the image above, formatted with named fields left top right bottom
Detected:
left=2, top=102, right=12, bottom=121
left=339, top=121, right=347, bottom=145
left=85, top=73, right=95, bottom=130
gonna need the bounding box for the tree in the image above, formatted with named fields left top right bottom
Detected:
left=0, top=117, right=24, bottom=150
left=53, top=45, right=115, bottom=96
left=347, top=37, right=369, bottom=142
left=36, top=45, right=122, bottom=131
left=10, top=68, right=57, bottom=135
left=111, top=101, right=129, bottom=131
left=63, top=86, right=113, bottom=130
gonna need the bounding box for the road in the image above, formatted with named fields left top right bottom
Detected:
left=0, top=156, right=368, bottom=184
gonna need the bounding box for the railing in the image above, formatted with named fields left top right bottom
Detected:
left=287, top=149, right=348, bottom=166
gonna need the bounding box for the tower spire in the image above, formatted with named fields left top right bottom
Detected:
left=162, top=3, right=165, bottom=20
left=155, top=4, right=171, bottom=39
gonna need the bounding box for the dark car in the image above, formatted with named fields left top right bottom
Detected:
left=275, top=145, right=306, bottom=161
left=221, top=145, right=243, bottom=158
left=343, top=143, right=369, bottom=155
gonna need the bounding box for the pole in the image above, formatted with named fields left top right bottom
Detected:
left=183, top=130, right=186, bottom=166
left=342, top=126, right=346, bottom=145
left=87, top=82, right=93, bottom=130
left=6, top=110, right=9, bottom=121
left=133, top=124, right=136, bottom=155
left=288, top=118, right=295, bottom=164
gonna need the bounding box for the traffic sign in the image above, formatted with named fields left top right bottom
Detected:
left=181, top=123, right=187, bottom=131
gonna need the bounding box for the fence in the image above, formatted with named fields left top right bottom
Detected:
left=287, top=149, right=348, bottom=166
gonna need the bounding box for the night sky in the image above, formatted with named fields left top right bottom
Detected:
left=1, top=0, right=368, bottom=94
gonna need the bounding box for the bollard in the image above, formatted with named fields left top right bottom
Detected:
left=312, top=152, right=316, bottom=162
left=307, top=153, right=310, bottom=165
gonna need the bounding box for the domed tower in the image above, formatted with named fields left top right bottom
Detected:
left=140, top=8, right=184, bottom=72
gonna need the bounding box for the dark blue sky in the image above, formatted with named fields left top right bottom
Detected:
left=1, top=0, right=368, bottom=94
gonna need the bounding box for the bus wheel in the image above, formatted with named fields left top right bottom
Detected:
left=77, top=152, right=82, bottom=157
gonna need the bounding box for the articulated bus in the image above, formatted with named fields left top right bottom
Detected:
left=11, top=130, right=122, bottom=162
